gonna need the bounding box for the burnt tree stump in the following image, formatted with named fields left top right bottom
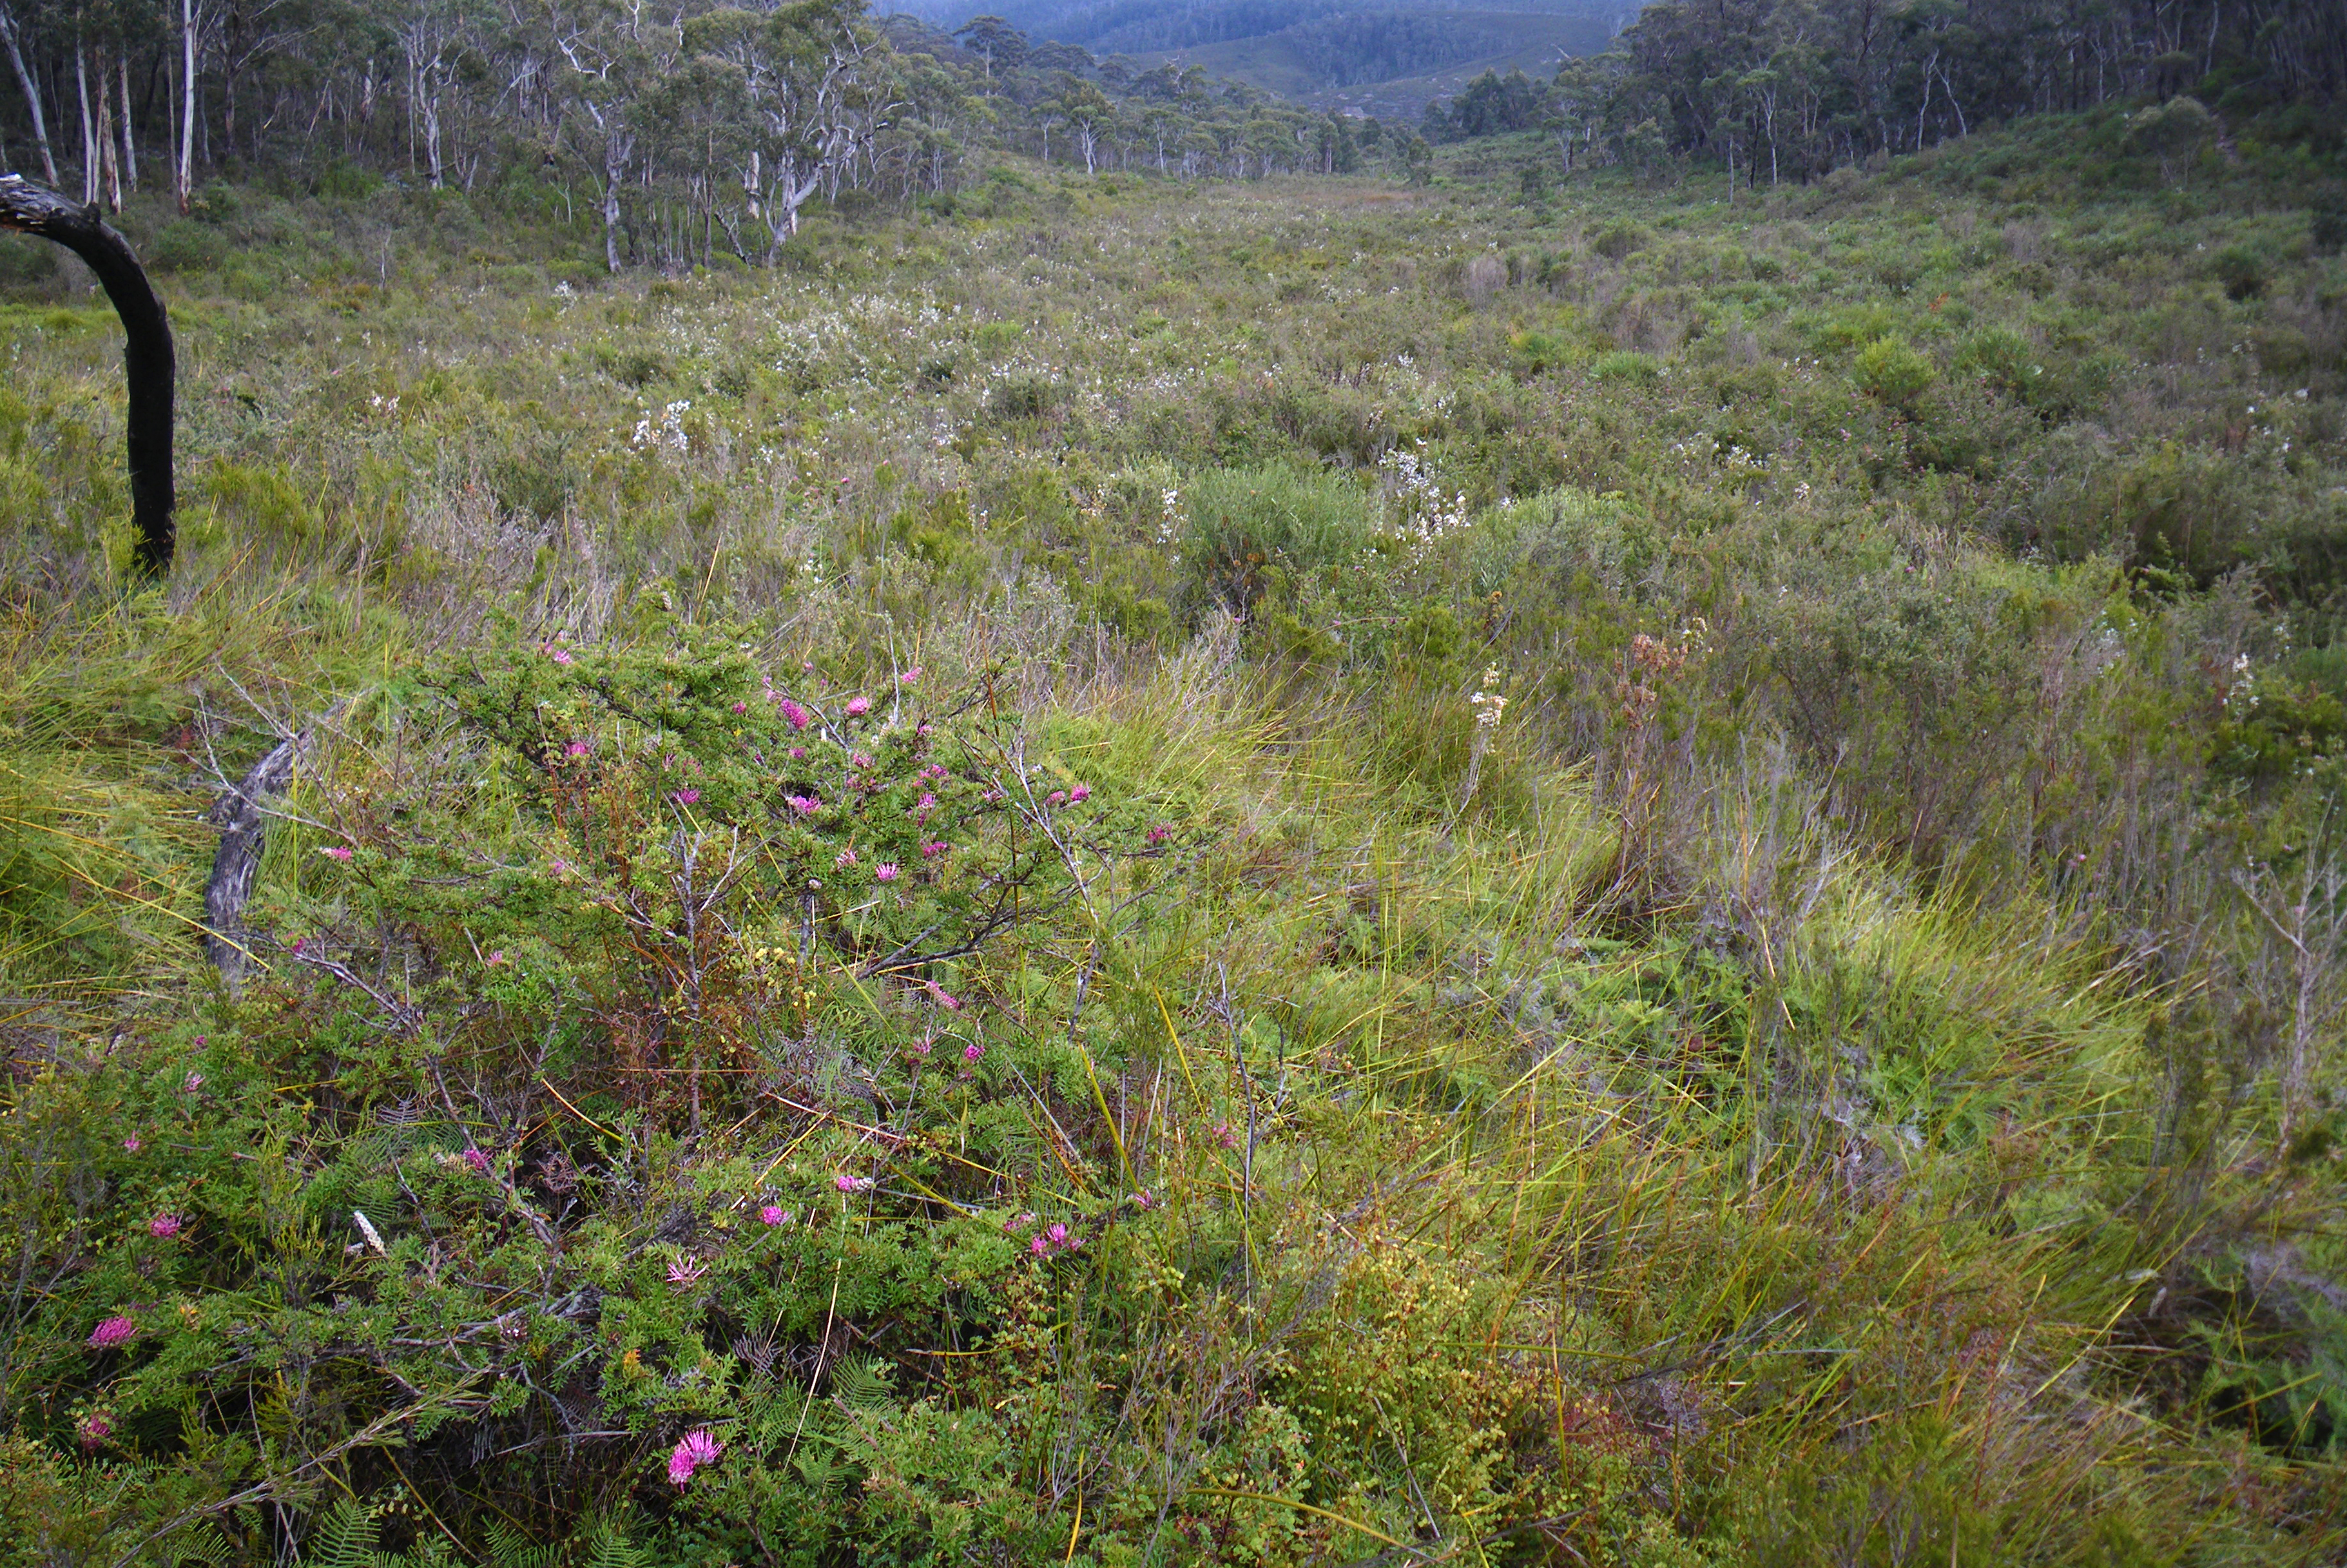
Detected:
left=0, top=173, right=175, bottom=576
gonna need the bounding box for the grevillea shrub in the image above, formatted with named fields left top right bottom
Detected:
left=13, top=621, right=1192, bottom=1561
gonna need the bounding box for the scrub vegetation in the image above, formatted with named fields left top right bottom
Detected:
left=1, top=50, right=2345, bottom=1568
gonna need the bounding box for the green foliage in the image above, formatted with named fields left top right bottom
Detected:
left=5, top=105, right=2347, bottom=1567
left=1854, top=333, right=1937, bottom=411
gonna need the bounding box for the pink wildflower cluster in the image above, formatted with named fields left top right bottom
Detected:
left=321, top=845, right=353, bottom=862
left=874, top=863, right=900, bottom=883
left=149, top=1213, right=182, bottom=1239
left=88, top=1315, right=137, bottom=1350
left=787, top=793, right=821, bottom=817
left=1003, top=1211, right=1080, bottom=1258
left=668, top=1428, right=722, bottom=1487
left=759, top=1205, right=792, bottom=1226
left=899, top=666, right=923, bottom=686
left=845, top=695, right=871, bottom=717
left=667, top=1255, right=708, bottom=1288
left=834, top=1173, right=874, bottom=1193
left=78, top=1409, right=113, bottom=1450
left=777, top=697, right=812, bottom=730
left=671, top=788, right=702, bottom=806
left=921, top=840, right=949, bottom=859
left=1147, top=824, right=1172, bottom=846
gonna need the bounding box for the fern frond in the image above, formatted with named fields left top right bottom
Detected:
left=162, top=1524, right=236, bottom=1567
left=301, top=1501, right=382, bottom=1568
left=483, top=1519, right=561, bottom=1568
left=828, top=1353, right=894, bottom=1411
left=577, top=1519, right=650, bottom=1568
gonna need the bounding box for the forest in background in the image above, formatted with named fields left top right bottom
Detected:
left=0, top=0, right=2344, bottom=1560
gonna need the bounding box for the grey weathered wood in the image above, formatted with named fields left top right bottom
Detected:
left=204, top=733, right=305, bottom=979
left=0, top=173, right=175, bottom=574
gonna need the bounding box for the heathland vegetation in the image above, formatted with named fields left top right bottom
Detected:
left=1, top=0, right=2346, bottom=1562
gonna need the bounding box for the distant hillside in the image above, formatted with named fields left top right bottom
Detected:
left=1129, top=9, right=1614, bottom=115
left=886, top=0, right=1627, bottom=117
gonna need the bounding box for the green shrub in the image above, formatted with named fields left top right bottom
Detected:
left=315, top=159, right=383, bottom=201
left=1179, top=463, right=1370, bottom=618
left=984, top=372, right=1063, bottom=420
left=1855, top=334, right=1937, bottom=411
left=1591, top=220, right=1652, bottom=260
left=1590, top=349, right=1660, bottom=383
left=146, top=220, right=229, bottom=273
left=2208, top=673, right=2347, bottom=784
left=594, top=342, right=668, bottom=387
left=2313, top=197, right=2347, bottom=256
left=2214, top=242, right=2269, bottom=300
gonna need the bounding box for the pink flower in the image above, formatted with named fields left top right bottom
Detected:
left=922, top=764, right=948, bottom=781
left=911, top=1039, right=932, bottom=1057
left=667, top=1255, right=707, bottom=1288
left=672, top=789, right=701, bottom=806
left=1215, top=1122, right=1238, bottom=1150
left=918, top=723, right=934, bottom=737
left=1029, top=1234, right=1050, bottom=1255
left=922, top=840, right=948, bottom=859
left=1147, top=824, right=1172, bottom=845
left=874, top=863, right=900, bottom=883
left=550, top=647, right=574, bottom=666
left=550, top=858, right=570, bottom=875
left=566, top=740, right=591, bottom=757
left=963, top=1041, right=984, bottom=1062
left=122, top=1135, right=140, bottom=1154
left=927, top=982, right=961, bottom=1011
left=182, top=1072, right=204, bottom=1094
left=731, top=701, right=747, bottom=713
left=1069, top=783, right=1091, bottom=802
left=835, top=848, right=857, bottom=867
left=787, top=794, right=821, bottom=817
left=1132, top=1190, right=1155, bottom=1210
left=1047, top=1223, right=1068, bottom=1246
left=845, top=695, right=870, bottom=717
left=778, top=699, right=812, bottom=731
left=1047, top=790, right=1067, bottom=807
left=851, top=753, right=873, bottom=769
left=788, top=746, right=807, bottom=760
left=668, top=1428, right=722, bottom=1487
left=149, top=1214, right=182, bottom=1239
left=88, top=1315, right=136, bottom=1350
left=916, top=792, right=938, bottom=812
left=77, top=1409, right=112, bottom=1450
left=487, top=950, right=508, bottom=966
left=835, top=1174, right=872, bottom=1192
left=464, top=1148, right=491, bottom=1174
left=322, top=845, right=353, bottom=862
left=759, top=1205, right=789, bottom=1226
